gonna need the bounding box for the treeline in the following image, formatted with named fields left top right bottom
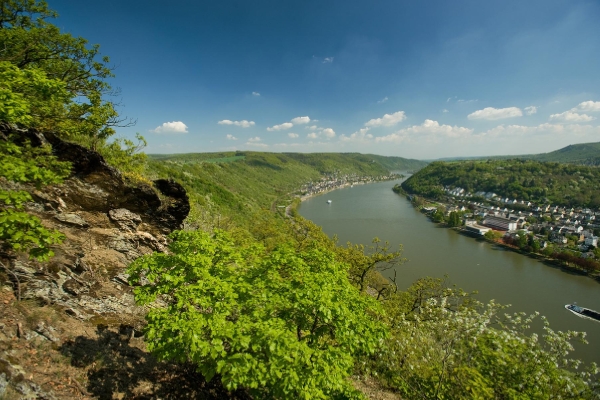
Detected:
left=402, top=159, right=600, bottom=207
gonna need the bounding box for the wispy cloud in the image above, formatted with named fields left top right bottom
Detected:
left=524, top=106, right=537, bottom=115
left=267, top=122, right=294, bottom=131
left=288, top=132, right=299, bottom=138
left=377, top=97, right=388, bottom=104
left=252, top=92, right=260, bottom=97
left=467, top=107, right=522, bottom=121
left=323, top=57, right=334, bottom=64
left=365, top=111, right=406, bottom=127
left=248, top=136, right=261, bottom=142
left=307, top=132, right=318, bottom=139
left=226, top=134, right=237, bottom=140
left=151, top=121, right=188, bottom=134
left=442, top=109, right=449, bottom=113
left=218, top=119, right=255, bottom=128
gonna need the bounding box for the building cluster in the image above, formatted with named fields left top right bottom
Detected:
left=300, top=173, right=399, bottom=197
left=434, top=186, right=600, bottom=256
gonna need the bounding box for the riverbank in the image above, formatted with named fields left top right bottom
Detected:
left=401, top=191, right=600, bottom=282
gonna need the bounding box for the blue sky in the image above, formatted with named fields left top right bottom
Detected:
left=51, top=0, right=600, bottom=159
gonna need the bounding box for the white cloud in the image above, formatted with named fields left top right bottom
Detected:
left=218, top=119, right=255, bottom=128
left=467, top=107, right=523, bottom=121
left=226, top=134, right=237, bottom=140
left=291, top=116, right=311, bottom=125
left=306, top=125, right=318, bottom=130
left=307, top=132, right=318, bottom=139
left=267, top=122, right=294, bottom=131
left=288, top=133, right=299, bottom=138
left=524, top=106, right=537, bottom=115
left=323, top=57, right=334, bottom=64
left=573, top=101, right=600, bottom=113
left=322, top=128, right=336, bottom=138
left=339, top=127, right=373, bottom=143
left=375, top=120, right=473, bottom=143
left=377, top=97, right=388, bottom=104
left=442, top=109, right=449, bottom=113
left=151, top=121, right=188, bottom=134
left=365, top=111, right=406, bottom=127
left=549, top=111, right=595, bottom=122
left=248, top=136, right=261, bottom=142
left=252, top=92, right=260, bottom=97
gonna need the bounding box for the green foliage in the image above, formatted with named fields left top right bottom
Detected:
left=97, top=133, right=148, bottom=178
left=0, top=0, right=130, bottom=145
left=335, top=238, right=405, bottom=298
left=372, top=278, right=600, bottom=399
left=128, top=229, right=387, bottom=399
left=447, top=211, right=461, bottom=227
left=0, top=139, right=70, bottom=259
left=403, top=159, right=600, bottom=208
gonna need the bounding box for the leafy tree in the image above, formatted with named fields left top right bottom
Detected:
left=335, top=237, right=405, bottom=297
left=0, top=0, right=134, bottom=146
left=128, top=229, right=387, bottom=399
left=447, top=211, right=461, bottom=227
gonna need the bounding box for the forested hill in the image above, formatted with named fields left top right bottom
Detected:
left=436, top=141, right=600, bottom=166
left=527, top=141, right=600, bottom=165
left=148, top=151, right=425, bottom=227
left=402, top=159, right=600, bottom=208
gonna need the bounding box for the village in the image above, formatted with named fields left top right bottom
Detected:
left=300, top=172, right=401, bottom=198
left=416, top=186, right=600, bottom=260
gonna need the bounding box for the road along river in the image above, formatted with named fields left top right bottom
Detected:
left=299, top=176, right=600, bottom=366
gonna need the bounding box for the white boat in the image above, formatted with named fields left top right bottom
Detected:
left=565, top=304, right=600, bottom=322
left=327, top=200, right=332, bottom=204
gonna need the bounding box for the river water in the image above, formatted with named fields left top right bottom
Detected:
left=299, top=176, right=600, bottom=365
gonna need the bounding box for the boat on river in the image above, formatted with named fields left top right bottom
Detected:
left=327, top=200, right=332, bottom=204
left=565, top=304, right=600, bottom=322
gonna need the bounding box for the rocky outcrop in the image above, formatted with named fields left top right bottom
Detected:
left=0, top=124, right=189, bottom=323
left=1, top=124, right=190, bottom=233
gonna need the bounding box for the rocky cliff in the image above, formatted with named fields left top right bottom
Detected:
left=0, top=128, right=250, bottom=399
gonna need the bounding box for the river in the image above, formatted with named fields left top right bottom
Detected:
left=298, top=176, right=600, bottom=366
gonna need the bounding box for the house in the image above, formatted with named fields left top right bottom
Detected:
left=584, top=236, right=599, bottom=247
left=482, top=215, right=518, bottom=231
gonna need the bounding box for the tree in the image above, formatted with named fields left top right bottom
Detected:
left=447, top=211, right=461, bottom=227
left=128, top=230, right=387, bottom=399
left=335, top=237, right=405, bottom=297
left=0, top=0, right=134, bottom=146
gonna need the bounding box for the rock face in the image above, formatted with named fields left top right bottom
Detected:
left=0, top=124, right=190, bottom=322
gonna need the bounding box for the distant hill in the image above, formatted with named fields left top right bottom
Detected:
left=147, top=151, right=427, bottom=228
left=435, top=141, right=600, bottom=166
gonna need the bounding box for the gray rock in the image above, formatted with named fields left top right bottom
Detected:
left=34, top=322, right=59, bottom=342
left=54, top=213, right=89, bottom=228
left=0, top=372, right=8, bottom=398
left=109, top=208, right=142, bottom=231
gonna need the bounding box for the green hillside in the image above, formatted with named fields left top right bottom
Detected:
left=147, top=151, right=425, bottom=228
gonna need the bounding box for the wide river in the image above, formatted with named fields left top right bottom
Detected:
left=299, top=176, right=600, bottom=366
